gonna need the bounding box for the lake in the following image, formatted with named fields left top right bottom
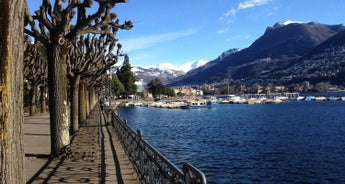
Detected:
left=117, top=96, right=345, bottom=183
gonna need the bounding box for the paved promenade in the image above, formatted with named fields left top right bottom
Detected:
left=24, top=108, right=138, bottom=184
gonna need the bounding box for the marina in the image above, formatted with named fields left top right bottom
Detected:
left=123, top=92, right=345, bottom=109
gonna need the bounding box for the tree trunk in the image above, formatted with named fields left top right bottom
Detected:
left=79, top=80, right=87, bottom=123
left=89, top=87, right=97, bottom=109
left=29, top=86, right=37, bottom=116
left=47, top=43, right=70, bottom=155
left=86, top=87, right=90, bottom=116
left=70, top=75, right=80, bottom=134
left=0, top=0, right=25, bottom=183
left=40, top=86, right=46, bottom=113
left=87, top=87, right=92, bottom=112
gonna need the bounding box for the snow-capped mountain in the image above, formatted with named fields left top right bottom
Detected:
left=145, top=60, right=208, bottom=73
left=171, top=21, right=345, bottom=86
left=130, top=60, right=208, bottom=85
left=278, top=20, right=305, bottom=26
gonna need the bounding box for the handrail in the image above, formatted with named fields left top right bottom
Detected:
left=109, top=110, right=207, bottom=184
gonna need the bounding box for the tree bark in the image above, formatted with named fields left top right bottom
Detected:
left=79, top=80, right=87, bottom=123
left=89, top=87, right=97, bottom=110
left=70, top=75, right=80, bottom=133
left=86, top=87, right=90, bottom=116
left=29, top=86, right=37, bottom=116
left=47, top=43, right=70, bottom=155
left=40, top=86, right=46, bottom=113
left=0, top=0, right=25, bottom=183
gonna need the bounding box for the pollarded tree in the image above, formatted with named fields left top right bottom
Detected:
left=83, top=48, right=123, bottom=83
left=78, top=36, right=126, bottom=120
left=0, top=0, right=25, bottom=183
left=67, top=33, right=123, bottom=133
left=24, top=37, right=48, bottom=115
left=24, top=0, right=132, bottom=155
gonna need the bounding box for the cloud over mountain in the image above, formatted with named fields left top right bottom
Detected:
left=220, top=0, right=273, bottom=24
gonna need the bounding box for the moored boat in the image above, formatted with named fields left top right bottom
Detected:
left=305, top=96, right=316, bottom=101
left=206, top=96, right=219, bottom=106
left=230, top=95, right=246, bottom=104
left=181, top=99, right=209, bottom=109
left=328, top=96, right=340, bottom=101
left=265, top=97, right=283, bottom=104
left=297, top=96, right=305, bottom=101
left=315, top=96, right=327, bottom=101
left=247, top=98, right=264, bottom=104
left=140, top=102, right=150, bottom=107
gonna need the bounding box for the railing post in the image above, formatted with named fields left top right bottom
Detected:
left=183, top=163, right=207, bottom=184
left=136, top=129, right=144, bottom=182
left=110, top=110, right=116, bottom=127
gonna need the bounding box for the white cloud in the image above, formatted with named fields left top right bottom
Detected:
left=220, top=0, right=272, bottom=24
left=217, top=28, right=230, bottom=34
left=225, top=8, right=237, bottom=17
left=121, top=28, right=198, bottom=53
left=227, top=34, right=251, bottom=41
left=219, top=8, right=236, bottom=24
left=238, top=0, right=271, bottom=10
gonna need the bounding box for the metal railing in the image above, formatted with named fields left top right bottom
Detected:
left=109, top=110, right=207, bottom=184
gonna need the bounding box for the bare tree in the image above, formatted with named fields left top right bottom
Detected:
left=24, top=38, right=48, bottom=115
left=24, top=0, right=132, bottom=155
left=67, top=33, right=122, bottom=133
left=0, top=0, right=25, bottom=183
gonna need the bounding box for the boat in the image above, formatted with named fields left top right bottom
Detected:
left=230, top=95, right=246, bottom=104
left=219, top=98, right=230, bottom=104
left=328, top=96, right=339, bottom=101
left=315, top=96, right=327, bottom=101
left=125, top=102, right=142, bottom=107
left=305, top=96, right=316, bottom=101
left=181, top=99, right=209, bottom=109
left=140, top=102, right=150, bottom=107
left=265, top=97, right=283, bottom=104
left=297, top=96, right=305, bottom=101
left=247, top=98, right=264, bottom=104
left=206, top=96, right=219, bottom=106
left=219, top=95, right=235, bottom=104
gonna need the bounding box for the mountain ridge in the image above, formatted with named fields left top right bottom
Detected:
left=131, top=60, right=208, bottom=85
left=169, top=21, right=345, bottom=86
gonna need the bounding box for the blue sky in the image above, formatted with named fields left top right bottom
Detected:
left=28, top=0, right=345, bottom=67
left=114, top=0, right=345, bottom=66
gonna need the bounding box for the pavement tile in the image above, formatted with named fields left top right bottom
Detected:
left=25, top=108, right=138, bottom=183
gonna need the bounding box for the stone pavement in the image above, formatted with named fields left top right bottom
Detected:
left=24, top=108, right=138, bottom=184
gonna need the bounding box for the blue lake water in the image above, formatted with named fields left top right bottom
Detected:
left=117, top=98, right=345, bottom=183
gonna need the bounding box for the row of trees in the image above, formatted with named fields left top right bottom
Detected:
left=24, top=0, right=132, bottom=155
left=1, top=0, right=132, bottom=182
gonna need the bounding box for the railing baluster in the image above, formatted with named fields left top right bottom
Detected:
left=110, top=109, right=207, bottom=184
